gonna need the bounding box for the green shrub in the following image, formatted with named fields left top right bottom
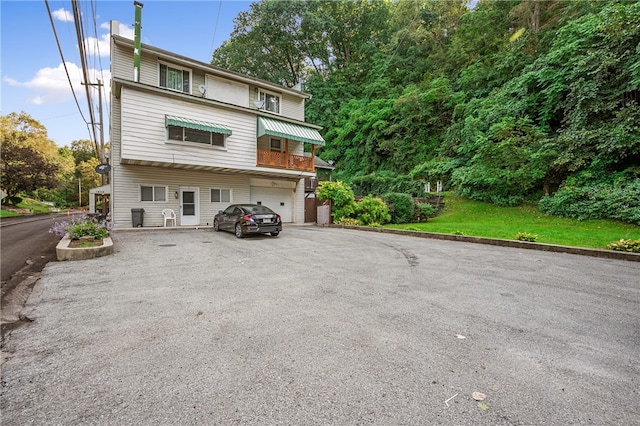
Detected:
left=335, top=217, right=360, bottom=226
left=316, top=181, right=356, bottom=222
left=354, top=196, right=391, bottom=225
left=383, top=193, right=415, bottom=224
left=416, top=203, right=437, bottom=221
left=606, top=239, right=640, bottom=253
left=515, top=232, right=538, bottom=242
left=9, top=196, right=22, bottom=205
left=539, top=179, right=640, bottom=225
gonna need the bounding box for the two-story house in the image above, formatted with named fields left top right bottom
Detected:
left=109, top=21, right=325, bottom=228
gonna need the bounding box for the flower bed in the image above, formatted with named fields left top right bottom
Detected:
left=50, top=214, right=114, bottom=261
left=56, top=235, right=113, bottom=261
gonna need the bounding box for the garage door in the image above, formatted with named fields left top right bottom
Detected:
left=250, top=187, right=293, bottom=222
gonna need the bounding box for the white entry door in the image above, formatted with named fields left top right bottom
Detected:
left=179, top=187, right=199, bottom=226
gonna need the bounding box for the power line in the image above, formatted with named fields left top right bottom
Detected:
left=209, top=0, right=223, bottom=60
left=44, top=0, right=90, bottom=127
left=72, top=0, right=100, bottom=157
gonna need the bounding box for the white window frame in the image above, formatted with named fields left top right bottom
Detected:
left=259, top=90, right=281, bottom=114
left=270, top=138, right=283, bottom=152
left=210, top=188, right=232, bottom=203
left=167, top=125, right=227, bottom=148
left=140, top=185, right=168, bottom=202
left=159, top=61, right=191, bottom=94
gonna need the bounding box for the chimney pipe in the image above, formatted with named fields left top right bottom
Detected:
left=133, top=1, right=143, bottom=82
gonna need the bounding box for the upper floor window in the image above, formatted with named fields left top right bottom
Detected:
left=159, top=63, right=190, bottom=93
left=259, top=90, right=280, bottom=114
left=168, top=125, right=226, bottom=147
left=270, top=138, right=282, bottom=152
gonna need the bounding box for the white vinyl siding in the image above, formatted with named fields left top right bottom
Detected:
left=205, top=74, right=249, bottom=107
left=111, top=165, right=251, bottom=228
left=120, top=88, right=255, bottom=169
left=281, top=92, right=305, bottom=121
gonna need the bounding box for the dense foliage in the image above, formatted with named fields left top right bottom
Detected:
left=1, top=112, right=106, bottom=207
left=213, top=0, right=640, bottom=224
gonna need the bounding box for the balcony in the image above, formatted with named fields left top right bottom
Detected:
left=257, top=149, right=314, bottom=172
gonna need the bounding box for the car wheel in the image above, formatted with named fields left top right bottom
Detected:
left=270, top=231, right=280, bottom=237
left=213, top=219, right=220, bottom=231
left=235, top=223, right=244, bottom=238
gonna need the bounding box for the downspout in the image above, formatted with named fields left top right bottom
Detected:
left=133, top=1, right=143, bottom=82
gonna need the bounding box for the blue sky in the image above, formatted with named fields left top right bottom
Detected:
left=1, top=0, right=253, bottom=147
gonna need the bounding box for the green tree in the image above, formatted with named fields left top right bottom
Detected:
left=0, top=112, right=63, bottom=203
left=70, top=139, right=98, bottom=165
left=212, top=0, right=310, bottom=87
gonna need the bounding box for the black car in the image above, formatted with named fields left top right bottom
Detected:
left=214, top=204, right=282, bottom=238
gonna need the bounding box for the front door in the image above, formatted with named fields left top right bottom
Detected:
left=179, top=187, right=199, bottom=226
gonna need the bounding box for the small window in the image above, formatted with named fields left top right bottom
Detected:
left=270, top=138, right=282, bottom=152
left=140, top=185, right=167, bottom=202
left=211, top=188, right=231, bottom=203
left=159, top=63, right=190, bottom=93
left=259, top=90, right=281, bottom=114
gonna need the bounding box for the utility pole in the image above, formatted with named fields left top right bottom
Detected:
left=97, top=79, right=106, bottom=186
left=83, top=80, right=106, bottom=185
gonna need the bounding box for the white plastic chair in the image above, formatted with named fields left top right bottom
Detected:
left=162, top=208, right=177, bottom=227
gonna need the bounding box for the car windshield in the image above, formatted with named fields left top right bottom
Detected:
left=244, top=205, right=274, bottom=214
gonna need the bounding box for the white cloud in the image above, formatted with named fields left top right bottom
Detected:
left=84, top=33, right=111, bottom=58
left=6, top=62, right=111, bottom=105
left=100, top=21, right=134, bottom=39
left=53, top=8, right=74, bottom=22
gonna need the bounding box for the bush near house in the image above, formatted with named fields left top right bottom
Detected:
left=354, top=196, right=391, bottom=225
left=383, top=192, right=415, bottom=224
left=316, top=181, right=356, bottom=222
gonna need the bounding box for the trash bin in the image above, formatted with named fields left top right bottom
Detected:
left=317, top=205, right=331, bottom=225
left=131, top=208, right=145, bottom=227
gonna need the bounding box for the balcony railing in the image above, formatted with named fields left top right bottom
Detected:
left=257, top=149, right=314, bottom=172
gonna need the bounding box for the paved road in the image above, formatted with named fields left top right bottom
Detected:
left=1, top=214, right=66, bottom=333
left=1, top=226, right=639, bottom=425
left=0, top=214, right=64, bottom=284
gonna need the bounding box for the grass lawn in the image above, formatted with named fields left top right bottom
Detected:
left=386, top=194, right=640, bottom=249
left=1, top=197, right=57, bottom=217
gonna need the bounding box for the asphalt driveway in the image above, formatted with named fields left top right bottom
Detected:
left=1, top=226, right=639, bottom=425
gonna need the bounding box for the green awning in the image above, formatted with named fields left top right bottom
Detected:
left=257, top=117, right=325, bottom=146
left=165, top=115, right=232, bottom=135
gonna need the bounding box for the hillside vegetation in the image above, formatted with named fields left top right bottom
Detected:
left=213, top=0, right=640, bottom=224
left=387, top=194, right=640, bottom=249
